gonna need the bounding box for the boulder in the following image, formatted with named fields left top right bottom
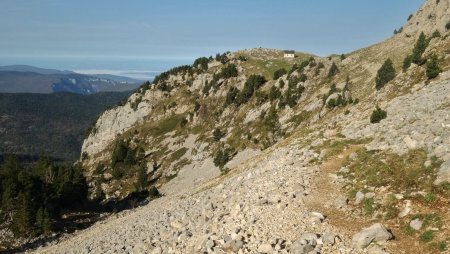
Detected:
left=290, top=241, right=314, bottom=254
left=355, top=191, right=365, bottom=204
left=434, top=159, right=450, bottom=185
left=352, top=223, right=393, bottom=249
left=409, top=218, right=423, bottom=230
left=322, top=233, right=336, bottom=245
left=257, top=243, right=273, bottom=253
left=334, top=196, right=348, bottom=209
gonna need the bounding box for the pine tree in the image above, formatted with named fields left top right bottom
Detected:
left=213, top=149, right=230, bottom=169
left=375, top=58, right=396, bottom=90
left=426, top=54, right=441, bottom=79
left=111, top=140, right=128, bottom=167
left=327, top=62, right=339, bottom=78
left=370, top=106, right=387, bottom=123
left=36, top=207, right=52, bottom=236
left=213, top=128, right=224, bottom=141
left=13, top=192, right=34, bottom=237
left=411, top=32, right=428, bottom=65
left=273, top=68, right=287, bottom=80
left=402, top=55, right=412, bottom=72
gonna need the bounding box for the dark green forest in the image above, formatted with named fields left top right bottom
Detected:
left=0, top=155, right=88, bottom=238
left=0, top=92, right=131, bottom=161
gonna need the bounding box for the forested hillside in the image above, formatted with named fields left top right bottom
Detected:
left=0, top=92, right=131, bottom=161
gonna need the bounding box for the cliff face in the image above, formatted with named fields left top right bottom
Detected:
left=81, top=90, right=164, bottom=162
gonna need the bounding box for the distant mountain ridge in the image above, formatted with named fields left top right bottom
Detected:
left=0, top=64, right=74, bottom=75
left=0, top=65, right=142, bottom=94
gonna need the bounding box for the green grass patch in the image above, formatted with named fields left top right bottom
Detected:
left=362, top=197, right=375, bottom=215
left=423, top=213, right=443, bottom=229
left=345, top=148, right=439, bottom=192
left=401, top=223, right=416, bottom=236
left=148, top=114, right=185, bottom=137
left=424, top=192, right=436, bottom=203
left=420, top=230, right=434, bottom=242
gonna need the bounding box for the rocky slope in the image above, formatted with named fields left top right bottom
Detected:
left=31, top=0, right=450, bottom=253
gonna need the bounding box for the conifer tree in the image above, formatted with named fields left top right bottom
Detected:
left=13, top=192, right=34, bottom=237
left=375, top=58, right=396, bottom=90
left=411, top=32, right=428, bottom=65
left=426, top=54, right=441, bottom=79
left=36, top=207, right=52, bottom=236
left=327, top=62, right=339, bottom=78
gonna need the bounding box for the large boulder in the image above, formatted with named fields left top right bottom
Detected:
left=352, top=223, right=393, bottom=249
left=434, top=159, right=450, bottom=185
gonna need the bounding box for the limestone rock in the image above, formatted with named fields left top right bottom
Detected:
left=410, top=218, right=423, bottom=230
left=352, top=223, right=393, bottom=249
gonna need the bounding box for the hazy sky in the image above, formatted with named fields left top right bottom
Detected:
left=0, top=0, right=424, bottom=74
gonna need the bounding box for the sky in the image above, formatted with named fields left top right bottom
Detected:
left=0, top=0, right=424, bottom=79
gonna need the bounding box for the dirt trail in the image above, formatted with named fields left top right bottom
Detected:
left=306, top=145, right=435, bottom=254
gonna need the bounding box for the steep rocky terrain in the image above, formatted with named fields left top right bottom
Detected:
left=27, top=0, right=450, bottom=253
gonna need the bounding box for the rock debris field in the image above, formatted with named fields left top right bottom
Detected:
left=33, top=144, right=391, bottom=254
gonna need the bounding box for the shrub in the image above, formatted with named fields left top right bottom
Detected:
left=287, top=63, right=298, bottom=77
left=235, top=75, right=266, bottom=105
left=402, top=55, right=412, bottom=72
left=148, top=186, right=160, bottom=199
left=224, top=86, right=239, bottom=106
left=269, top=86, right=281, bottom=101
left=327, top=62, right=339, bottom=78
left=426, top=54, right=441, bottom=79
left=213, top=128, right=225, bottom=141
left=215, top=52, right=229, bottom=64
left=255, top=90, right=268, bottom=104
left=340, top=54, right=346, bottom=60
left=420, top=230, right=434, bottom=242
left=179, top=118, right=188, bottom=127
left=264, top=105, right=280, bottom=134
left=153, top=65, right=192, bottom=85
left=328, top=83, right=338, bottom=96
left=431, top=30, right=441, bottom=39
left=446, top=21, right=450, bottom=30
left=194, top=101, right=201, bottom=112
left=327, top=98, right=336, bottom=108
left=299, top=73, right=308, bottom=82
left=202, top=81, right=212, bottom=96
left=273, top=68, right=287, bottom=80
left=213, top=148, right=231, bottom=169
left=193, top=57, right=209, bottom=71
left=285, top=90, right=299, bottom=107
left=238, top=55, right=247, bottom=61
left=407, top=14, right=413, bottom=21
left=220, top=64, right=238, bottom=79
left=411, top=32, right=429, bottom=65
left=424, top=192, right=435, bottom=203
left=111, top=140, right=129, bottom=168
left=370, top=106, right=387, bottom=123
left=375, top=58, right=396, bottom=90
